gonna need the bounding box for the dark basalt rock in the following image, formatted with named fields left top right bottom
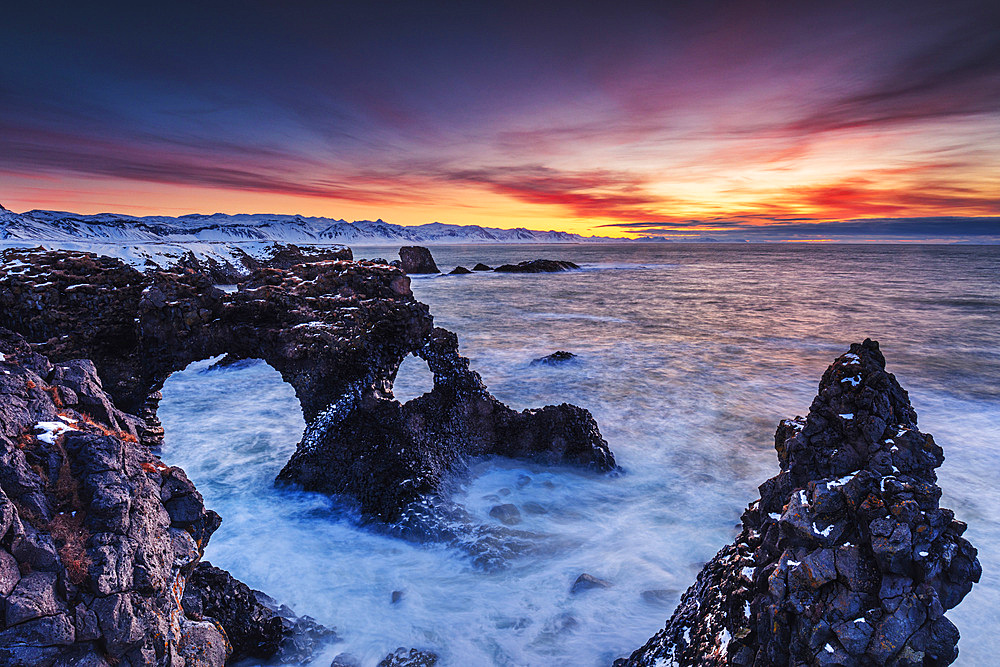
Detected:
left=398, top=246, right=440, bottom=274
left=616, top=340, right=980, bottom=667
left=448, top=266, right=472, bottom=275
left=472, top=263, right=493, bottom=271
left=571, top=573, right=611, bottom=594
left=0, top=327, right=266, bottom=666
left=493, top=259, right=579, bottom=273
left=1, top=249, right=615, bottom=525
left=167, top=243, right=353, bottom=283
left=0, top=248, right=431, bottom=444
left=277, top=327, right=618, bottom=521
left=530, top=351, right=578, bottom=366
left=379, top=647, right=439, bottom=666
left=182, top=562, right=337, bottom=664
left=489, top=504, right=521, bottom=525
left=182, top=562, right=285, bottom=661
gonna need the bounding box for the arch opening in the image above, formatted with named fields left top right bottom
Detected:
left=391, top=352, right=436, bottom=404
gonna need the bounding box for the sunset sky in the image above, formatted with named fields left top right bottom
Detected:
left=2, top=1, right=999, bottom=240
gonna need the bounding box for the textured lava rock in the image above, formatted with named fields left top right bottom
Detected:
left=182, top=562, right=337, bottom=663
left=166, top=243, right=353, bottom=283
left=379, top=647, right=439, bottom=666
left=615, top=340, right=980, bottom=667
left=0, top=328, right=239, bottom=665
left=398, top=246, right=440, bottom=274
left=0, top=248, right=432, bottom=444
left=1, top=249, right=616, bottom=525
left=493, top=259, right=579, bottom=273
left=277, top=327, right=618, bottom=521
left=181, top=562, right=285, bottom=661
left=530, top=351, right=578, bottom=366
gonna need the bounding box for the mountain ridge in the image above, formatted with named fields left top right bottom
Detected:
left=1, top=206, right=606, bottom=244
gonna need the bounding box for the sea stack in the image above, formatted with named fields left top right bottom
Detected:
left=398, top=246, right=440, bottom=274
left=616, top=339, right=980, bottom=666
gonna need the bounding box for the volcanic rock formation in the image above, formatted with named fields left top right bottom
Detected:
left=0, top=328, right=235, bottom=664
left=0, top=248, right=616, bottom=524
left=398, top=246, right=440, bottom=274
left=616, top=340, right=980, bottom=666
left=165, top=243, right=353, bottom=283
left=277, top=327, right=617, bottom=520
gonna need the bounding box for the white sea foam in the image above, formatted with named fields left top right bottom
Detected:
left=155, top=243, right=1000, bottom=666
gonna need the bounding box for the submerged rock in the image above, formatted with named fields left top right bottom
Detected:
left=616, top=339, right=980, bottom=667
left=489, top=504, right=522, bottom=525
left=379, top=647, right=439, bottom=666
left=530, top=351, right=578, bottom=366
left=1, top=249, right=615, bottom=525
left=493, top=259, right=579, bottom=273
left=571, top=573, right=611, bottom=594
left=398, top=246, right=440, bottom=274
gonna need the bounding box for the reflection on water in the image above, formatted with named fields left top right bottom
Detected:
left=161, top=243, right=1000, bottom=666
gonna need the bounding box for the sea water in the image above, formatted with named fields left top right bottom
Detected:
left=159, top=243, right=1000, bottom=666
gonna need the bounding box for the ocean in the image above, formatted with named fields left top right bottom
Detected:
left=158, top=243, right=1000, bottom=666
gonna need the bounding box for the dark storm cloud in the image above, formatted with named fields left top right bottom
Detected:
left=782, top=13, right=1000, bottom=135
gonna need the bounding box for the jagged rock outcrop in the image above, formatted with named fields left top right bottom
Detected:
left=0, top=328, right=233, bottom=665
left=398, top=246, right=439, bottom=274
left=493, top=259, right=579, bottom=273
left=1, top=249, right=616, bottom=525
left=166, top=243, right=353, bottom=283
left=182, top=562, right=337, bottom=663
left=0, top=248, right=431, bottom=444
left=278, top=327, right=617, bottom=520
left=616, top=340, right=980, bottom=667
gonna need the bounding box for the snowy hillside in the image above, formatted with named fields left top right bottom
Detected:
left=0, top=205, right=599, bottom=245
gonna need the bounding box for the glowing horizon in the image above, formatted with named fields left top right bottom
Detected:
left=2, top=2, right=998, bottom=241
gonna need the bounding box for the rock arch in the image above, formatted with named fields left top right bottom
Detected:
left=0, top=249, right=617, bottom=522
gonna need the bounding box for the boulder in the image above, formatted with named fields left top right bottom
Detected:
left=398, top=246, right=440, bottom=274
left=530, top=351, right=578, bottom=366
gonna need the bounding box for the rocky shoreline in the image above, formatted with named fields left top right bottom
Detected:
left=0, top=247, right=617, bottom=664
left=0, top=246, right=981, bottom=665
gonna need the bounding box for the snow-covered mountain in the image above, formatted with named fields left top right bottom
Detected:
left=0, top=205, right=601, bottom=245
